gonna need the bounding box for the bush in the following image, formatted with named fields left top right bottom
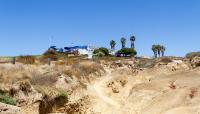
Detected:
left=186, top=52, right=200, bottom=58
left=136, top=58, right=156, bottom=68
left=117, top=48, right=137, bottom=56
left=62, top=61, right=105, bottom=79
left=57, top=88, right=68, bottom=98
left=42, top=50, right=58, bottom=61
left=34, top=86, right=68, bottom=114
left=34, top=86, right=68, bottom=99
left=0, top=93, right=16, bottom=105
left=31, top=72, right=59, bottom=86
left=17, top=55, right=36, bottom=64
left=93, top=47, right=109, bottom=57
left=159, top=57, right=173, bottom=64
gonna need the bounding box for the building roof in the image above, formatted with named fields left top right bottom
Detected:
left=64, top=46, right=88, bottom=50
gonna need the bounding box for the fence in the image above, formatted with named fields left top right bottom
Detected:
left=0, top=57, right=14, bottom=64
left=0, top=56, right=97, bottom=65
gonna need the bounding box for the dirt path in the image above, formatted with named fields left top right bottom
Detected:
left=88, top=69, right=120, bottom=107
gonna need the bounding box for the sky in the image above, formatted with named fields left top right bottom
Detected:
left=0, top=0, right=200, bottom=56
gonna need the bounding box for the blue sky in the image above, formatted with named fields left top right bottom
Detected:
left=0, top=0, right=200, bottom=56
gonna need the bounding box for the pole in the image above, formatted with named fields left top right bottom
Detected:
left=48, top=58, right=51, bottom=66
left=12, top=57, right=16, bottom=64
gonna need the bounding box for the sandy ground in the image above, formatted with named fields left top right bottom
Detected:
left=85, top=66, right=200, bottom=114
left=1, top=60, right=200, bottom=114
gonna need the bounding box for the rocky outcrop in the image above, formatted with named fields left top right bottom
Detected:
left=190, top=56, right=200, bottom=68
left=0, top=102, right=22, bottom=114
left=10, top=80, right=43, bottom=107
left=56, top=95, right=91, bottom=114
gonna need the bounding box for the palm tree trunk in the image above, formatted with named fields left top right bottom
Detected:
left=162, top=51, right=164, bottom=57
left=131, top=42, right=135, bottom=49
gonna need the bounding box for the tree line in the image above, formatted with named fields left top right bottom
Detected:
left=151, top=45, right=166, bottom=58
left=109, top=35, right=137, bottom=57
left=110, top=35, right=166, bottom=58
left=110, top=35, right=136, bottom=50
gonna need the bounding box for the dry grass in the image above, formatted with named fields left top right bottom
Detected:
left=55, top=60, right=66, bottom=65
left=136, top=58, right=156, bottom=68
left=0, top=64, right=31, bottom=84
left=34, top=85, right=68, bottom=114
left=17, top=55, right=36, bottom=64
left=30, top=70, right=59, bottom=86
left=0, top=60, right=104, bottom=89
left=0, top=64, right=57, bottom=87
left=186, top=52, right=200, bottom=59
left=42, top=50, right=58, bottom=61
left=34, top=85, right=67, bottom=100
left=66, top=58, right=79, bottom=65
left=96, top=56, right=127, bottom=62
left=61, top=61, right=105, bottom=79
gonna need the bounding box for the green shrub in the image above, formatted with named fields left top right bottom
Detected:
left=93, top=47, right=109, bottom=57
left=0, top=93, right=16, bottom=105
left=17, top=55, right=36, bottom=64
left=34, top=86, right=68, bottom=100
left=186, top=52, right=200, bottom=58
left=62, top=61, right=104, bottom=79
left=57, top=88, right=68, bottom=98
left=117, top=48, right=137, bottom=56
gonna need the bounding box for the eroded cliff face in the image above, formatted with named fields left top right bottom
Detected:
left=1, top=58, right=200, bottom=114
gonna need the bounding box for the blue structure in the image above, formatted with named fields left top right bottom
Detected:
left=49, top=46, right=57, bottom=51
left=47, top=45, right=94, bottom=56
left=64, top=46, right=88, bottom=53
left=58, top=48, right=64, bottom=53
left=49, top=46, right=63, bottom=53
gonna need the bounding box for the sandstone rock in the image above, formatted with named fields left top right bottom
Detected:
left=56, top=96, right=90, bottom=114
left=112, top=87, right=120, bottom=93
left=155, top=62, right=168, bottom=67
left=0, top=102, right=21, bottom=114
left=21, top=102, right=40, bottom=114
left=190, top=56, right=200, bottom=68
left=119, top=80, right=128, bottom=87
left=10, top=81, right=43, bottom=107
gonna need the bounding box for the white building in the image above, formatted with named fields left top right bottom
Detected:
left=64, top=45, right=95, bottom=59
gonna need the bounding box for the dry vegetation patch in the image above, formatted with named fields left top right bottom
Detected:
left=186, top=52, right=200, bottom=59
left=30, top=72, right=59, bottom=86
left=61, top=61, right=105, bottom=79
left=17, top=55, right=36, bottom=64
left=34, top=85, right=68, bottom=114
left=0, top=64, right=31, bottom=84
left=159, top=57, right=173, bottom=64
left=136, top=58, right=156, bottom=68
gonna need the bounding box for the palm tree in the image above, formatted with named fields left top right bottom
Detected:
left=152, top=45, right=157, bottom=58
left=121, top=37, right=126, bottom=49
left=130, top=35, right=136, bottom=49
left=160, top=46, right=166, bottom=57
left=156, top=45, right=161, bottom=57
left=152, top=44, right=166, bottom=58
left=110, top=40, right=116, bottom=50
